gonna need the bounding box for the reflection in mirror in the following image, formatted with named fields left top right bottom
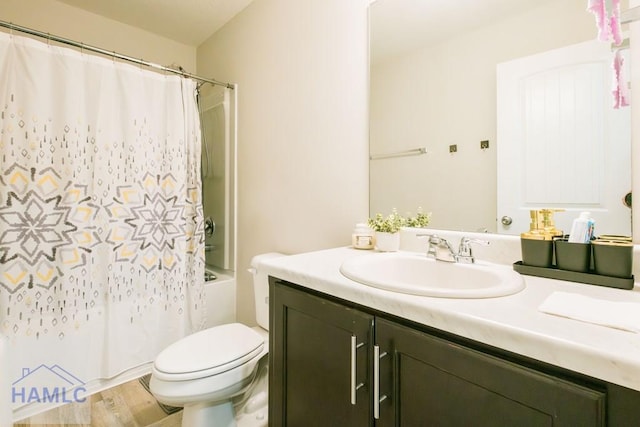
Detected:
left=369, top=0, right=631, bottom=236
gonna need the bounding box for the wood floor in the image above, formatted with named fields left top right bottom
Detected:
left=14, top=376, right=182, bottom=427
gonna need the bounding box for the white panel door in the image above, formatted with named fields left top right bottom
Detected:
left=497, top=40, right=631, bottom=236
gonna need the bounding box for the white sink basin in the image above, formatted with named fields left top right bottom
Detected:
left=340, top=252, right=525, bottom=298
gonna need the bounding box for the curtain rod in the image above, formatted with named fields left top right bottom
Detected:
left=0, top=19, right=234, bottom=89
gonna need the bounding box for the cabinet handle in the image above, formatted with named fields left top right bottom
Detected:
left=373, top=345, right=388, bottom=419
left=350, top=336, right=365, bottom=405
left=351, top=336, right=357, bottom=405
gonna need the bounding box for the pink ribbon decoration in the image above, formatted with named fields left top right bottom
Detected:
left=587, top=0, right=623, bottom=46
left=612, top=49, right=630, bottom=109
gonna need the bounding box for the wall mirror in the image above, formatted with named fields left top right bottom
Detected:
left=369, top=0, right=632, bottom=237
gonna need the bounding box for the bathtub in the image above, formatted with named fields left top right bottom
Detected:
left=203, top=266, right=236, bottom=328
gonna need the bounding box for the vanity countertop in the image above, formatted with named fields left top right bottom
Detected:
left=258, top=246, right=640, bottom=392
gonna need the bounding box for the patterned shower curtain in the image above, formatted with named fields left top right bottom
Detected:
left=0, top=32, right=205, bottom=413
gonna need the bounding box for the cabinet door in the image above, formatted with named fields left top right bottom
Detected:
left=270, top=280, right=374, bottom=427
left=375, top=318, right=605, bottom=427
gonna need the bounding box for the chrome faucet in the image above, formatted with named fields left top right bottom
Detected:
left=418, top=234, right=490, bottom=263
left=456, top=237, right=490, bottom=264
left=418, top=234, right=457, bottom=262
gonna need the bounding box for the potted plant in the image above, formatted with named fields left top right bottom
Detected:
left=367, top=210, right=405, bottom=251
left=405, top=208, right=431, bottom=228
left=368, top=208, right=432, bottom=251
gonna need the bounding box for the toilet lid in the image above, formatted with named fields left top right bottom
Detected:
left=154, top=323, right=264, bottom=377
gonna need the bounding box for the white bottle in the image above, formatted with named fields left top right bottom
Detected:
left=352, top=223, right=375, bottom=250
left=568, top=212, right=594, bottom=243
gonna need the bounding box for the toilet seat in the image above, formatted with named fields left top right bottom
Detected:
left=153, top=323, right=264, bottom=381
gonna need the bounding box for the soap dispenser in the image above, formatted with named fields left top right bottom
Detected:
left=520, top=209, right=563, bottom=267
left=520, top=209, right=563, bottom=240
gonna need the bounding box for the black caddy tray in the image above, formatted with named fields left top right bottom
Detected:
left=513, top=261, right=635, bottom=290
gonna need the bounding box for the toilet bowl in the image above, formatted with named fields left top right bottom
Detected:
left=150, top=253, right=284, bottom=427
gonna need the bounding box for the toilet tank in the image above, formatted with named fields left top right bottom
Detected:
left=250, top=253, right=286, bottom=331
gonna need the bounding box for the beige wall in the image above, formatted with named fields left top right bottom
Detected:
left=0, top=0, right=196, bottom=71
left=370, top=0, right=597, bottom=233
left=197, top=0, right=370, bottom=324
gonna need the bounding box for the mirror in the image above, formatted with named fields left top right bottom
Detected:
left=369, top=0, right=632, bottom=235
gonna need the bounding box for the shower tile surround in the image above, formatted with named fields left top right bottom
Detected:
left=258, top=228, right=640, bottom=392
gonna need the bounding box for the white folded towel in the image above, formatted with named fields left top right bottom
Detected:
left=538, top=291, right=640, bottom=333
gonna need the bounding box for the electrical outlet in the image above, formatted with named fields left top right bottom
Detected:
left=480, top=140, right=489, bottom=150
left=449, top=144, right=457, bottom=153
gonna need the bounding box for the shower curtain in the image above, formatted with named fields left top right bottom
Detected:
left=0, top=32, right=205, bottom=414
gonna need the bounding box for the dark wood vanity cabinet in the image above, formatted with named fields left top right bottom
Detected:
left=269, top=278, right=374, bottom=426
left=270, top=278, right=640, bottom=427
left=376, top=318, right=604, bottom=426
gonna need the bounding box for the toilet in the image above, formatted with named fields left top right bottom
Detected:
left=150, top=253, right=284, bottom=427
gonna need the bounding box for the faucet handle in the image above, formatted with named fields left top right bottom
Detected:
left=457, top=237, right=490, bottom=263
left=417, top=233, right=439, bottom=258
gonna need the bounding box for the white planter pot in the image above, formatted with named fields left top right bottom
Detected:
left=375, top=231, right=400, bottom=252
